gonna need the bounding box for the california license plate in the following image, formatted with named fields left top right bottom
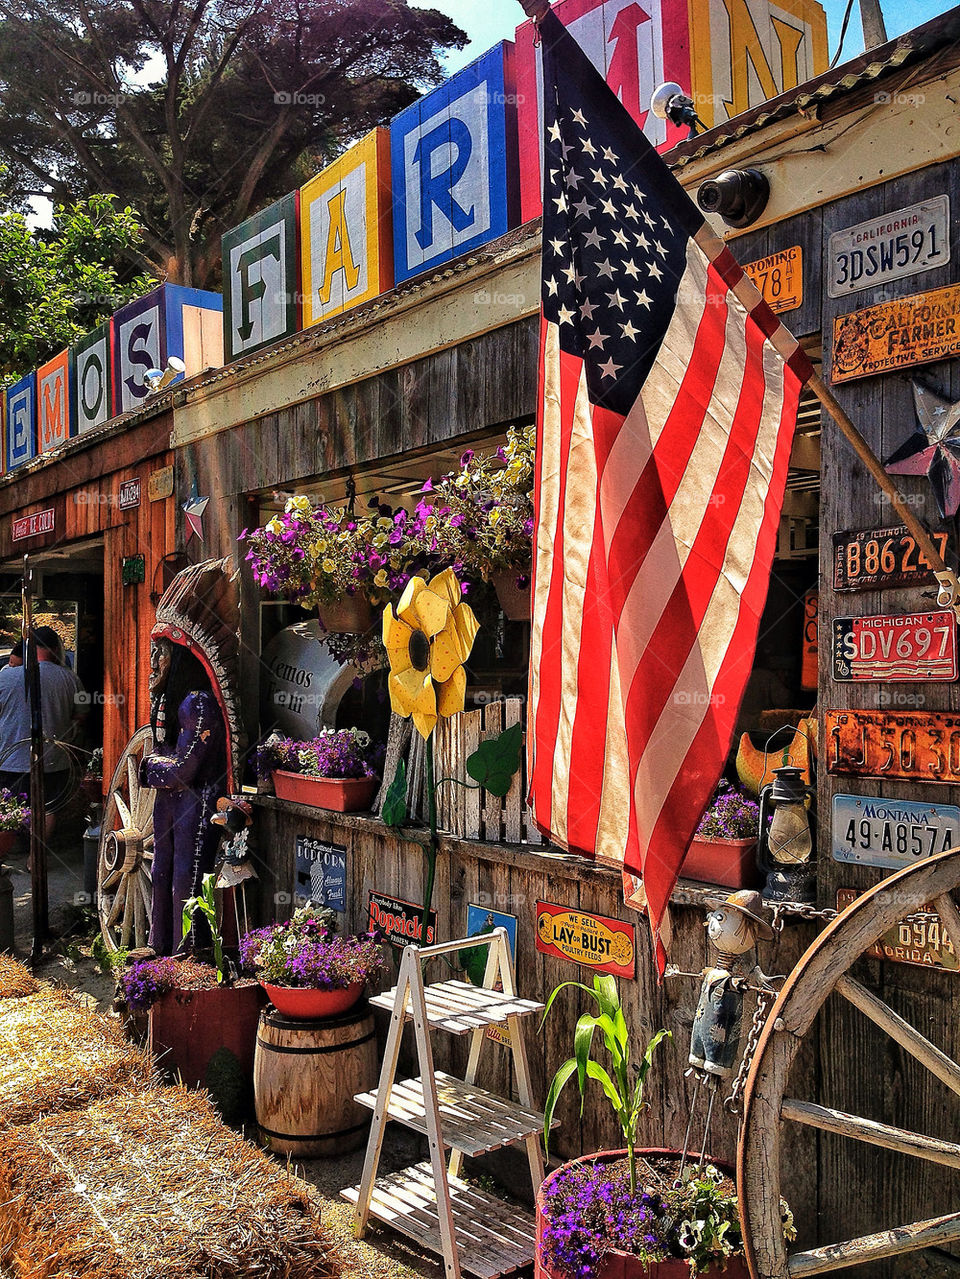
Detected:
left=826, top=709, right=960, bottom=783
left=832, top=610, right=957, bottom=682
left=832, top=793, right=960, bottom=869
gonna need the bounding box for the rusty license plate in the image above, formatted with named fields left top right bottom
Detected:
left=832, top=525, right=949, bottom=592
left=837, top=888, right=960, bottom=971
left=832, top=610, right=957, bottom=682
left=826, top=709, right=960, bottom=782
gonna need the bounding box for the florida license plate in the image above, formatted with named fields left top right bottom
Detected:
left=832, top=610, right=957, bottom=682
left=837, top=889, right=960, bottom=972
left=832, top=793, right=960, bottom=869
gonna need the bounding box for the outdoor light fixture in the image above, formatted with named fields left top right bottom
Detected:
left=650, top=82, right=704, bottom=138
left=697, top=168, right=770, bottom=228
left=143, top=356, right=186, bottom=394
left=757, top=764, right=816, bottom=904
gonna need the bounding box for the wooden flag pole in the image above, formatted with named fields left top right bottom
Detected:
left=808, top=373, right=960, bottom=617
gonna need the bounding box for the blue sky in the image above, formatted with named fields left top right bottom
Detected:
left=413, top=0, right=948, bottom=72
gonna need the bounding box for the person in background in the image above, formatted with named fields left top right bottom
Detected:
left=0, top=626, right=87, bottom=841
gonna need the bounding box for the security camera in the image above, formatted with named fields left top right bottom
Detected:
left=144, top=356, right=186, bottom=394
left=697, top=168, right=770, bottom=228
left=650, top=82, right=703, bottom=137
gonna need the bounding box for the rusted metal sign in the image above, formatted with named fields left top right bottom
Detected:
left=743, top=246, right=802, bottom=314
left=827, top=709, right=960, bottom=783
left=832, top=793, right=960, bottom=870
left=832, top=282, right=960, bottom=383
left=832, top=610, right=957, bottom=683
left=832, top=525, right=950, bottom=593
left=837, top=888, right=960, bottom=972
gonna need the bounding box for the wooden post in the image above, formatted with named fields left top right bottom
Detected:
left=23, top=557, right=47, bottom=964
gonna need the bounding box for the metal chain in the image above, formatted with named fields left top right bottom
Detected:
left=768, top=900, right=839, bottom=932
left=724, top=986, right=777, bottom=1114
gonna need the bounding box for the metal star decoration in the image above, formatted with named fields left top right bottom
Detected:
left=885, top=382, right=960, bottom=519
left=182, top=493, right=209, bottom=542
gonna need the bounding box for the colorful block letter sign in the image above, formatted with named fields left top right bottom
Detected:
left=36, top=350, right=73, bottom=453
left=300, top=129, right=393, bottom=327
left=390, top=44, right=519, bottom=284
left=112, top=284, right=223, bottom=415
left=222, top=192, right=300, bottom=360
left=5, top=372, right=36, bottom=470
left=72, top=322, right=113, bottom=434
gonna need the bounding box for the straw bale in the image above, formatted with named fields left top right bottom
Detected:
left=0, top=987, right=153, bottom=1126
left=0, top=955, right=37, bottom=999
left=0, top=1085, right=343, bottom=1279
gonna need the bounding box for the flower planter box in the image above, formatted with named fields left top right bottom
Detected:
left=317, top=596, right=373, bottom=634
left=536, top=1149, right=748, bottom=1279
left=681, top=837, right=760, bottom=890
left=272, top=770, right=379, bottom=812
left=148, top=981, right=267, bottom=1089
left=493, top=571, right=530, bottom=621
left=260, top=980, right=364, bottom=1020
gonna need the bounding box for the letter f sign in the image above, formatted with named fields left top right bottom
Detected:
left=414, top=117, right=476, bottom=251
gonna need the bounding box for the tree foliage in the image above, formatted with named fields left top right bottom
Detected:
left=0, top=0, right=466, bottom=287
left=0, top=188, right=153, bottom=379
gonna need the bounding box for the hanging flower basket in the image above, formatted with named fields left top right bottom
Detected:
left=317, top=596, right=373, bottom=634
left=493, top=571, right=531, bottom=621
left=681, top=837, right=760, bottom=890
left=272, top=770, right=379, bottom=812
left=260, top=980, right=365, bottom=1020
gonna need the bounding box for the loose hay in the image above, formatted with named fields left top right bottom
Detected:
left=0, top=955, right=37, bottom=999
left=0, top=1085, right=344, bottom=1279
left=0, top=987, right=153, bottom=1126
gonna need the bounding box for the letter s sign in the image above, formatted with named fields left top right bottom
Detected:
left=116, top=305, right=161, bottom=412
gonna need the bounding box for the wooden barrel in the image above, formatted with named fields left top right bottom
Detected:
left=254, top=1003, right=378, bottom=1157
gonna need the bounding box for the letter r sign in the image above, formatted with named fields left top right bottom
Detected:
left=390, top=42, right=519, bottom=284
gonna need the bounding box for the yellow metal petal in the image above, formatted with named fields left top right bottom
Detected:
left=451, top=602, right=479, bottom=661
left=383, top=608, right=414, bottom=675
left=427, top=567, right=461, bottom=610
left=415, top=587, right=452, bottom=639
left=430, top=624, right=464, bottom=684
left=389, top=666, right=430, bottom=719
left=436, top=665, right=467, bottom=718
left=397, top=576, right=427, bottom=629
left=412, top=704, right=438, bottom=740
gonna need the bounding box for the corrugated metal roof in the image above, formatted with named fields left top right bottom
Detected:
left=668, top=6, right=960, bottom=169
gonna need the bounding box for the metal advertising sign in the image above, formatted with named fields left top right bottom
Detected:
left=832, top=525, right=949, bottom=592
left=832, top=610, right=957, bottom=683
left=12, top=509, right=54, bottom=542
left=827, top=196, right=950, bottom=299
left=148, top=466, right=174, bottom=502
left=743, top=247, right=803, bottom=314
left=832, top=794, right=960, bottom=869
left=296, top=837, right=347, bottom=911
left=118, top=478, right=141, bottom=511
left=535, top=902, right=635, bottom=979
left=837, top=889, right=959, bottom=972
left=832, top=283, right=960, bottom=384
left=826, top=709, right=960, bottom=783
left=368, top=890, right=437, bottom=951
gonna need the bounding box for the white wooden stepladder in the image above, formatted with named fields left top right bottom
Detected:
left=344, top=928, right=551, bottom=1278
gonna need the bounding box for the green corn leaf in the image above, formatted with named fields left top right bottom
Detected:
left=584, top=1059, right=625, bottom=1115
left=381, top=760, right=407, bottom=828
left=574, top=1013, right=600, bottom=1098
left=539, top=980, right=596, bottom=1030
left=465, top=722, right=523, bottom=797
left=543, top=1057, right=578, bottom=1158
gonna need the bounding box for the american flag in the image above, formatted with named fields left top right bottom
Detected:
left=527, top=10, right=812, bottom=970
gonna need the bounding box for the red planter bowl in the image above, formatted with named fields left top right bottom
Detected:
left=272, top=770, right=379, bottom=812
left=493, top=570, right=531, bottom=621
left=536, top=1149, right=748, bottom=1279
left=680, top=837, right=760, bottom=890
left=261, top=980, right=365, bottom=1020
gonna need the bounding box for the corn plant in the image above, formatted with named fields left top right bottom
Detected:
left=541, top=973, right=670, bottom=1195
left=182, top=873, right=226, bottom=983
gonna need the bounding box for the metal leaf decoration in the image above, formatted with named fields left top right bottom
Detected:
left=381, top=759, right=408, bottom=828
left=466, top=722, right=524, bottom=798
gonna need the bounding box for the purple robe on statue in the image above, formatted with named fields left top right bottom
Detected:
left=142, top=690, right=226, bottom=955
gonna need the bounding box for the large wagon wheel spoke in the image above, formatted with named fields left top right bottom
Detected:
left=738, top=845, right=960, bottom=1279
left=97, top=726, right=157, bottom=953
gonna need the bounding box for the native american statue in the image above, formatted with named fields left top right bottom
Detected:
left=96, top=558, right=244, bottom=955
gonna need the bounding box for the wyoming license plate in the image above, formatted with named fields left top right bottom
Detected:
left=832, top=793, right=960, bottom=870
left=832, top=610, right=957, bottom=682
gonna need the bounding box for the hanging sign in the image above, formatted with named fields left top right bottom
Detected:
left=832, top=283, right=960, bottom=384
left=832, top=610, right=957, bottom=683
left=827, top=196, right=950, bottom=299
left=118, top=478, right=141, bottom=510
left=832, top=525, right=949, bottom=592
left=12, top=508, right=54, bottom=541
left=826, top=708, right=960, bottom=783
left=368, top=890, right=437, bottom=951
left=536, top=902, right=635, bottom=978
left=296, top=837, right=347, bottom=911
left=801, top=589, right=818, bottom=691
left=832, top=794, right=960, bottom=870
left=743, top=247, right=803, bottom=314
left=837, top=889, right=960, bottom=972
left=148, top=466, right=174, bottom=502
left=121, top=554, right=145, bottom=586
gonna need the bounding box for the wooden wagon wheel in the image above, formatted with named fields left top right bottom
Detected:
left=97, top=726, right=156, bottom=952
left=739, top=844, right=960, bottom=1278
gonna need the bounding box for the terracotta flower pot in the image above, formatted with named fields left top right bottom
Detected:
left=681, top=837, right=760, bottom=890
left=0, top=830, right=19, bottom=857
left=317, top=596, right=373, bottom=634
left=261, top=980, right=365, bottom=1020
left=536, top=1149, right=748, bottom=1279
left=148, top=981, right=267, bottom=1088
left=272, top=770, right=379, bottom=812
left=493, top=571, right=531, bottom=621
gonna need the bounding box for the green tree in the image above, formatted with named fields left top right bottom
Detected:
left=0, top=189, right=153, bottom=379
left=0, top=0, right=466, bottom=288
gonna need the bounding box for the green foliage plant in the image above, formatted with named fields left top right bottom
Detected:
left=182, top=873, right=226, bottom=984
